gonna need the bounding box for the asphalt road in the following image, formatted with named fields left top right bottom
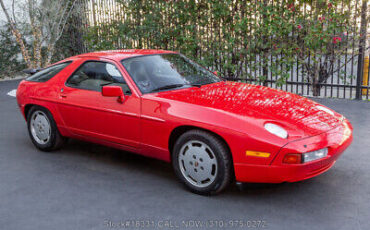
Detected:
left=1, top=80, right=370, bottom=230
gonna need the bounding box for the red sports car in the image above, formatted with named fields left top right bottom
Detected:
left=16, top=49, right=353, bottom=195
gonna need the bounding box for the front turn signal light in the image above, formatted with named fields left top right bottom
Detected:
left=246, top=150, right=271, bottom=158
left=283, top=153, right=302, bottom=164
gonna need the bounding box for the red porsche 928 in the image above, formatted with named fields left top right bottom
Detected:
left=16, top=50, right=353, bottom=195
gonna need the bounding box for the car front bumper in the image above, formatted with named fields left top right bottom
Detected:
left=234, top=119, right=353, bottom=183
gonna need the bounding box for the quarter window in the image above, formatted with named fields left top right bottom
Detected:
left=66, top=61, right=131, bottom=94
left=26, top=62, right=71, bottom=82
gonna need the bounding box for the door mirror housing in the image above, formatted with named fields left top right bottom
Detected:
left=213, top=71, right=218, bottom=76
left=102, top=85, right=125, bottom=103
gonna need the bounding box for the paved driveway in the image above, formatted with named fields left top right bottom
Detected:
left=1, top=80, right=369, bottom=230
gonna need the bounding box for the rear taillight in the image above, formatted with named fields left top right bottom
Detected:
left=283, top=153, right=302, bottom=164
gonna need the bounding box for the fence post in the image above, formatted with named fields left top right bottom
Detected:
left=356, top=0, right=368, bottom=100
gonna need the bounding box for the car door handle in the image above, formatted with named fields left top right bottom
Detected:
left=60, top=88, right=67, bottom=98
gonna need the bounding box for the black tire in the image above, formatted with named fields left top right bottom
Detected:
left=27, top=106, right=66, bottom=151
left=172, top=130, right=233, bottom=195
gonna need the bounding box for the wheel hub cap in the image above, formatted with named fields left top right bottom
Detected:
left=178, top=140, right=217, bottom=188
left=30, top=111, right=51, bottom=145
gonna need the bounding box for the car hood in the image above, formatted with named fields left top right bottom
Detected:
left=154, top=81, right=343, bottom=139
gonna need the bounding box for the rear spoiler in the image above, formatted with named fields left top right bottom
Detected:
left=22, top=68, right=43, bottom=75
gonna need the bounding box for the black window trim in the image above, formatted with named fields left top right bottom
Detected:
left=64, top=60, right=132, bottom=95
left=26, top=61, right=73, bottom=83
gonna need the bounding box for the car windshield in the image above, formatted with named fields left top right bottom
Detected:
left=121, top=53, right=221, bottom=94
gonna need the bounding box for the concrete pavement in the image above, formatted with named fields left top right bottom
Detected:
left=1, top=80, right=370, bottom=230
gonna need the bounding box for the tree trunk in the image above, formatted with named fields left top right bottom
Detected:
left=312, top=66, right=321, bottom=96
left=0, top=0, right=33, bottom=68
left=312, top=84, right=321, bottom=96
left=28, top=0, right=42, bottom=68
left=46, top=43, right=55, bottom=66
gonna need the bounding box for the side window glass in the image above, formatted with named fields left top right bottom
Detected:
left=66, top=61, right=131, bottom=94
left=26, top=62, right=71, bottom=82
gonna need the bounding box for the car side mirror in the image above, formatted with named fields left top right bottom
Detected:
left=213, top=71, right=218, bottom=76
left=102, top=85, right=125, bottom=103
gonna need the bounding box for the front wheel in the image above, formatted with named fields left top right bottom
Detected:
left=27, top=106, right=66, bottom=151
left=172, top=130, right=233, bottom=195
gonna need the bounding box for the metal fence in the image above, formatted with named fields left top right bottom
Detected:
left=75, top=0, right=369, bottom=100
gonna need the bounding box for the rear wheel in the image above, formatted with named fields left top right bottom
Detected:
left=27, top=106, right=66, bottom=151
left=172, top=130, right=232, bottom=195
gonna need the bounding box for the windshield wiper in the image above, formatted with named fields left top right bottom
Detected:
left=188, top=83, right=202, bottom=88
left=150, top=83, right=203, bottom=93
left=150, top=84, right=186, bottom=92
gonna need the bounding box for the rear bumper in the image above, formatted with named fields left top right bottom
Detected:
left=234, top=119, right=353, bottom=183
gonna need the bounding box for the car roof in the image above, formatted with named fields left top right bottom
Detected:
left=67, top=49, right=177, bottom=62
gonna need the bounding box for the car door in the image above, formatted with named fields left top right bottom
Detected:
left=57, top=59, right=141, bottom=148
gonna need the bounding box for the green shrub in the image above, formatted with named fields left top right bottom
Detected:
left=0, top=25, right=26, bottom=77
left=81, top=0, right=363, bottom=95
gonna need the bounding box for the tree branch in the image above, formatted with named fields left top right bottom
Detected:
left=0, top=0, right=33, bottom=68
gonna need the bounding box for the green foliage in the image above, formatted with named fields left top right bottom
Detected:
left=83, top=0, right=361, bottom=94
left=0, top=25, right=26, bottom=77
